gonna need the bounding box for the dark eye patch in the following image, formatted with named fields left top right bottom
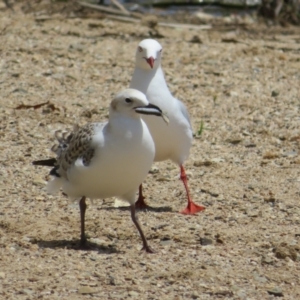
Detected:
left=125, top=98, right=132, bottom=103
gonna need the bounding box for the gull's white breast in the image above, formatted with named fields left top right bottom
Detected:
left=61, top=120, right=155, bottom=200
left=130, top=67, right=193, bottom=165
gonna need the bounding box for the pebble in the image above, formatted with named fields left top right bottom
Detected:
left=78, top=286, right=98, bottom=294
left=247, top=210, right=259, bottom=217
left=271, top=90, right=280, bottom=97
left=200, top=237, right=213, bottom=246
left=261, top=255, right=273, bottom=265
left=160, top=239, right=172, bottom=246
left=244, top=142, right=256, bottom=148
left=0, top=272, right=5, bottom=279
left=149, top=166, right=159, bottom=174
left=128, top=290, right=139, bottom=297
left=253, top=274, right=267, bottom=283
left=267, top=287, right=283, bottom=297
left=22, top=289, right=34, bottom=295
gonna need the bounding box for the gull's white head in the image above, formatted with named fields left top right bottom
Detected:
left=135, top=39, right=163, bottom=70
left=110, top=89, right=168, bottom=122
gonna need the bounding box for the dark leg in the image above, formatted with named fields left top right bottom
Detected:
left=179, top=165, right=205, bottom=215
left=135, top=184, right=151, bottom=209
left=130, top=204, right=154, bottom=253
left=79, top=197, right=87, bottom=247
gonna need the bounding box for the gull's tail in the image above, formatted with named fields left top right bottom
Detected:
left=32, top=158, right=62, bottom=194
left=32, top=158, right=57, bottom=167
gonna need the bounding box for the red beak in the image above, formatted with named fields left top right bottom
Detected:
left=146, top=57, right=155, bottom=69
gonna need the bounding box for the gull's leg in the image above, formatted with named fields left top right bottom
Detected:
left=179, top=165, right=205, bottom=215
left=130, top=204, right=155, bottom=253
left=135, top=184, right=151, bottom=209
left=79, top=197, right=87, bottom=247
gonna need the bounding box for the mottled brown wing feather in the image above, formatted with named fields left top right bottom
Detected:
left=52, top=123, right=105, bottom=177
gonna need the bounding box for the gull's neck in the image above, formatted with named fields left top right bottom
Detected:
left=130, top=64, right=171, bottom=97
left=108, top=111, right=142, bottom=135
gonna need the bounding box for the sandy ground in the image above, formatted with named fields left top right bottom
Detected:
left=1, top=1, right=300, bottom=299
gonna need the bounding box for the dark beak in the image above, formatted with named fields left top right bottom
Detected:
left=135, top=103, right=169, bottom=124
left=146, top=57, right=155, bottom=69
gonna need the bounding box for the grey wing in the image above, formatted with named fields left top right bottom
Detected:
left=177, top=99, right=191, bottom=127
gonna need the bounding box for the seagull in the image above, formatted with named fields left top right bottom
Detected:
left=130, top=39, right=205, bottom=215
left=33, top=89, right=169, bottom=253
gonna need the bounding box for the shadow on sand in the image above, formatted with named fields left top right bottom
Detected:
left=30, top=238, right=122, bottom=254
left=101, top=205, right=174, bottom=213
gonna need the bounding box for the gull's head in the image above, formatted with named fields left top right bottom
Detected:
left=135, top=39, right=163, bottom=70
left=111, top=89, right=169, bottom=124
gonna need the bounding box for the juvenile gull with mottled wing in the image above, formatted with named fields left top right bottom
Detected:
left=33, top=89, right=168, bottom=253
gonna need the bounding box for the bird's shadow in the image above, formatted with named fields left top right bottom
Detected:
left=102, top=205, right=174, bottom=213
left=30, top=238, right=122, bottom=254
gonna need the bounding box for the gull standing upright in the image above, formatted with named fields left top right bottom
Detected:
left=33, top=89, right=169, bottom=253
left=130, top=39, right=205, bottom=215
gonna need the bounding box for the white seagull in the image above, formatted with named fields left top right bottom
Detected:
left=33, top=89, right=169, bottom=253
left=130, top=39, right=205, bottom=215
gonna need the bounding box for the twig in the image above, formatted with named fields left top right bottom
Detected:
left=102, top=14, right=212, bottom=30
left=78, top=1, right=132, bottom=17
left=109, top=0, right=130, bottom=16
left=158, top=22, right=212, bottom=30
left=103, top=14, right=139, bottom=23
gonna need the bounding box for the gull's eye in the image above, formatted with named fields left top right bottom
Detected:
left=138, top=46, right=143, bottom=52
left=159, top=48, right=162, bottom=53
left=125, top=98, right=132, bottom=103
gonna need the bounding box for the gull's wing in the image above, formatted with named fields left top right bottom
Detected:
left=54, top=123, right=105, bottom=177
left=177, top=99, right=191, bottom=127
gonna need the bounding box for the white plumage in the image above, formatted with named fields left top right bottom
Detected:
left=33, top=88, right=168, bottom=252
left=130, top=39, right=205, bottom=214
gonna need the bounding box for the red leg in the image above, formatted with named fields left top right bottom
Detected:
left=179, top=165, right=205, bottom=215
left=135, top=184, right=151, bottom=209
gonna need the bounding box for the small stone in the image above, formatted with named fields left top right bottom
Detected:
left=22, top=289, right=34, bottom=295
left=267, top=287, right=283, bottom=297
left=271, top=90, right=280, bottom=97
left=160, top=239, right=172, bottom=246
left=189, top=35, right=202, bottom=44
left=0, top=272, right=5, bottom=279
left=128, top=290, right=139, bottom=297
left=149, top=166, right=159, bottom=174
left=244, top=142, right=256, bottom=148
left=210, top=191, right=219, bottom=197
left=263, top=151, right=279, bottom=159
left=264, top=197, right=276, bottom=203
left=282, top=150, right=297, bottom=157
left=52, top=73, right=65, bottom=81
left=32, top=176, right=46, bottom=187
left=261, top=255, right=273, bottom=265
left=156, top=176, right=171, bottom=182
left=247, top=210, right=259, bottom=217
left=242, top=131, right=251, bottom=136
left=253, top=274, right=267, bottom=283
left=78, top=286, right=98, bottom=294
left=194, top=160, right=213, bottom=167
left=211, top=157, right=224, bottom=163
left=227, top=138, right=242, bottom=145
left=107, top=275, right=116, bottom=285
left=200, top=237, right=213, bottom=246
left=274, top=245, right=297, bottom=261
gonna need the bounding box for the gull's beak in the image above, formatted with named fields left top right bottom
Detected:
left=135, top=103, right=169, bottom=124
left=146, top=57, right=155, bottom=69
